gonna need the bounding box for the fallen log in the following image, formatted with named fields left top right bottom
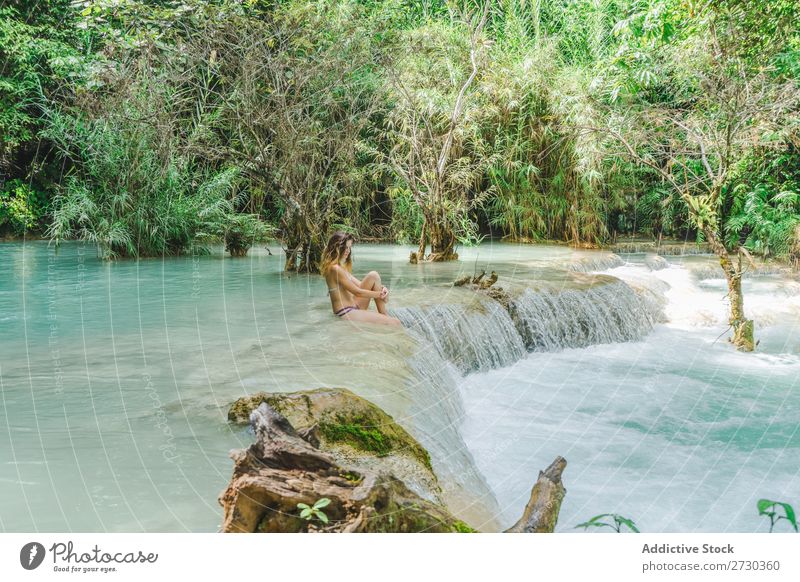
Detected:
left=504, top=456, right=567, bottom=533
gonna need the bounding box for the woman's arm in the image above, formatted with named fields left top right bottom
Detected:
left=333, top=266, right=381, bottom=299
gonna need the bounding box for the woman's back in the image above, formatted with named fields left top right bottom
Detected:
left=324, top=266, right=355, bottom=313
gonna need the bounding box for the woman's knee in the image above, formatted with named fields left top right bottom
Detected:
left=363, top=270, right=381, bottom=286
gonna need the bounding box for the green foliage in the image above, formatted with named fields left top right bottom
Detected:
left=0, top=180, right=47, bottom=235
left=42, top=75, right=262, bottom=258
left=388, top=186, right=425, bottom=244
left=451, top=520, right=477, bottom=533
left=724, top=147, right=800, bottom=260
left=2, top=0, right=798, bottom=267
left=630, top=184, right=689, bottom=237
left=599, top=0, right=800, bottom=261
left=0, top=2, right=84, bottom=170
left=477, top=41, right=612, bottom=245
left=576, top=513, right=640, bottom=533
left=297, top=498, right=331, bottom=524
left=757, top=499, right=798, bottom=533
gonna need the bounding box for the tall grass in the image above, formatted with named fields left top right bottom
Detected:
left=43, top=76, right=268, bottom=258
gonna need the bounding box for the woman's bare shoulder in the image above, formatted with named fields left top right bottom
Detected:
left=324, top=264, right=347, bottom=283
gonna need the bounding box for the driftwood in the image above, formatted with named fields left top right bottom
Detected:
left=504, top=456, right=567, bottom=533
left=454, top=270, right=486, bottom=287
left=454, top=270, right=511, bottom=309
left=454, top=270, right=499, bottom=289
left=219, top=403, right=471, bottom=533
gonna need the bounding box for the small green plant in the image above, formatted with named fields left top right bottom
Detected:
left=0, top=180, right=45, bottom=235
left=758, top=499, right=798, bottom=533
left=575, top=513, right=640, bottom=533
left=297, top=498, right=331, bottom=524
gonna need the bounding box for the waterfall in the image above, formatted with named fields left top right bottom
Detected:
left=509, top=279, right=662, bottom=352
left=389, top=271, right=667, bottom=530
left=393, top=274, right=665, bottom=374
left=688, top=262, right=791, bottom=280
left=393, top=299, right=526, bottom=374
left=404, top=345, right=465, bottom=425
left=400, top=328, right=504, bottom=530
left=566, top=254, right=624, bottom=272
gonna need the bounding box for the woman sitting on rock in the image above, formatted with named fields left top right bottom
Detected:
left=320, top=231, right=402, bottom=326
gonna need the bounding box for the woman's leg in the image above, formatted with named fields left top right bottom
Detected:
left=342, top=309, right=402, bottom=326
left=355, top=271, right=388, bottom=314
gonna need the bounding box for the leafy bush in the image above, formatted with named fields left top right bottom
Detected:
left=0, top=180, right=47, bottom=235
left=0, top=2, right=84, bottom=171
left=725, top=147, right=800, bottom=261
left=297, top=498, right=330, bottom=524
left=43, top=76, right=271, bottom=258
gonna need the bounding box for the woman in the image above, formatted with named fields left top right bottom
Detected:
left=320, top=231, right=402, bottom=326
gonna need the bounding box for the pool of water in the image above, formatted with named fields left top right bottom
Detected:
left=1, top=240, right=798, bottom=532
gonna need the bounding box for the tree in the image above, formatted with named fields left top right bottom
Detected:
left=213, top=1, right=385, bottom=272
left=0, top=1, right=83, bottom=178
left=382, top=1, right=493, bottom=263
left=601, top=0, right=800, bottom=351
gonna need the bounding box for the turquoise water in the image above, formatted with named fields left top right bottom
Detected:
left=1, top=240, right=799, bottom=532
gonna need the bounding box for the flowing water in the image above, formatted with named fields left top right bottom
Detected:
left=1, top=240, right=798, bottom=532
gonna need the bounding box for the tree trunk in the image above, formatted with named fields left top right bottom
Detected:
left=505, top=456, right=567, bottom=533
left=416, top=219, right=427, bottom=262
left=790, top=225, right=800, bottom=269
left=425, top=212, right=458, bottom=262
left=284, top=246, right=299, bottom=272
left=413, top=214, right=458, bottom=263
left=720, top=252, right=754, bottom=352
left=297, top=239, right=322, bottom=273
left=703, top=225, right=755, bottom=352
left=282, top=211, right=302, bottom=272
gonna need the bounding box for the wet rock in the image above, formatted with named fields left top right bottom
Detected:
left=228, top=388, right=439, bottom=502
left=644, top=254, right=669, bottom=271
left=219, top=402, right=474, bottom=533
left=453, top=270, right=512, bottom=308
left=221, top=399, right=568, bottom=533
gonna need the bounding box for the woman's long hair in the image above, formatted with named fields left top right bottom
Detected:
left=319, top=231, right=354, bottom=275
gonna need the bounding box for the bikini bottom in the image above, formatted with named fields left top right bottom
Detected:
left=334, top=305, right=359, bottom=317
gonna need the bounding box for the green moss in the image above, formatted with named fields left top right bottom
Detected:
left=228, top=388, right=435, bottom=472
left=340, top=470, right=363, bottom=483
left=227, top=393, right=279, bottom=423
left=320, top=417, right=392, bottom=456
left=451, top=520, right=478, bottom=533
left=418, top=449, right=433, bottom=472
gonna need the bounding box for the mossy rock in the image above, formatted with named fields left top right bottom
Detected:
left=228, top=388, right=433, bottom=472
